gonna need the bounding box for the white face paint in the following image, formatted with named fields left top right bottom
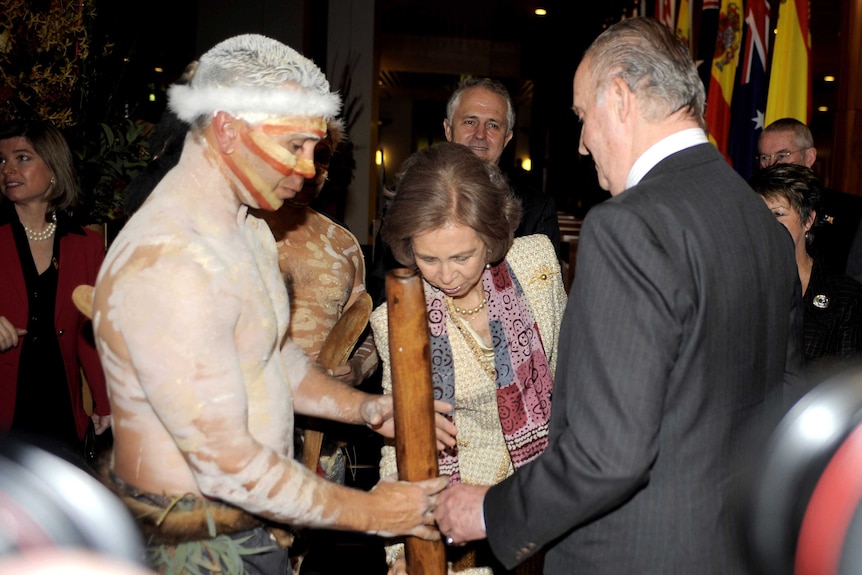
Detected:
left=223, top=116, right=325, bottom=210
left=92, top=115, right=440, bottom=538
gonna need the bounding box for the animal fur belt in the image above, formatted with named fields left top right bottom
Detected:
left=103, top=469, right=294, bottom=548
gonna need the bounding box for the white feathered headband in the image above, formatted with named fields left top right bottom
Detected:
left=168, top=34, right=341, bottom=124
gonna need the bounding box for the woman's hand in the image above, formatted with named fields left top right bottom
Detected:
left=91, top=413, right=112, bottom=435
left=0, top=316, right=26, bottom=352
left=361, top=395, right=457, bottom=451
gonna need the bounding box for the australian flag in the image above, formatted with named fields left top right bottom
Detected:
left=728, top=0, right=771, bottom=180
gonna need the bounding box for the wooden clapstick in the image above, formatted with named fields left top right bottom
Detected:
left=301, top=292, right=373, bottom=472
left=386, top=268, right=447, bottom=575
left=72, top=284, right=95, bottom=319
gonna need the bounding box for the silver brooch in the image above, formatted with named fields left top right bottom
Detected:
left=813, top=294, right=830, bottom=309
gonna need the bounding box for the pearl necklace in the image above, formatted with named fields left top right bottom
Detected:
left=448, top=295, right=487, bottom=316
left=24, top=212, right=57, bottom=242
left=444, top=296, right=496, bottom=382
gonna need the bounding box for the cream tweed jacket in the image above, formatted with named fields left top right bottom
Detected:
left=371, top=234, right=567, bottom=574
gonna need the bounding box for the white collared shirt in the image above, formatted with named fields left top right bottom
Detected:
left=625, top=128, right=709, bottom=190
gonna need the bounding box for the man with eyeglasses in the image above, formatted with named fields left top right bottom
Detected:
left=758, top=118, right=862, bottom=277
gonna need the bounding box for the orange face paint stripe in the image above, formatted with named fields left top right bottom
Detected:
left=241, top=131, right=296, bottom=177
left=259, top=125, right=327, bottom=137
left=259, top=117, right=328, bottom=135
left=221, top=152, right=279, bottom=210
left=294, top=157, right=315, bottom=177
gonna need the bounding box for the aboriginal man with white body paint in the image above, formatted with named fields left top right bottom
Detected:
left=91, top=34, right=452, bottom=574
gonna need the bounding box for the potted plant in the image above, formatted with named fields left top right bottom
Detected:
left=74, top=120, right=150, bottom=234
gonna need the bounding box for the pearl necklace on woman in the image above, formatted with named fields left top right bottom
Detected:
left=24, top=212, right=57, bottom=242
left=449, top=296, right=488, bottom=316
left=447, top=281, right=488, bottom=316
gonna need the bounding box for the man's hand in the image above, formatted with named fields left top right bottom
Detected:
left=369, top=475, right=449, bottom=539
left=434, top=483, right=490, bottom=545
left=361, top=395, right=457, bottom=451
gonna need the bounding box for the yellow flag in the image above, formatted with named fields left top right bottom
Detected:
left=765, top=0, right=811, bottom=124
left=676, top=0, right=693, bottom=55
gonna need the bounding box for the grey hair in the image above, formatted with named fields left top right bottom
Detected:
left=445, top=77, right=516, bottom=132
left=168, top=34, right=341, bottom=125
left=762, top=117, right=814, bottom=149
left=584, top=17, right=705, bottom=128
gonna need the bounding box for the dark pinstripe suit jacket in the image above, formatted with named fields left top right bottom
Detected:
left=484, top=143, right=806, bottom=574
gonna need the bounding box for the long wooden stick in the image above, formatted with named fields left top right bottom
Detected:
left=386, top=268, right=447, bottom=575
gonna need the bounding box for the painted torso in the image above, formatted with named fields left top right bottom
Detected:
left=261, top=207, right=365, bottom=359
left=92, top=136, right=315, bottom=514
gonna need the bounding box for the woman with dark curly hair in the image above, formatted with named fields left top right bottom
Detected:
left=750, top=163, right=862, bottom=370
left=0, top=119, right=111, bottom=461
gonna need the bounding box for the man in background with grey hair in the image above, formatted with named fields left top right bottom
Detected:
left=434, top=17, right=803, bottom=575
left=757, top=117, right=862, bottom=281
left=92, top=34, right=452, bottom=574
left=370, top=77, right=562, bottom=306
left=444, top=77, right=560, bottom=254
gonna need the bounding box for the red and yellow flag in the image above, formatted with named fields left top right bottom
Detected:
left=765, top=0, right=811, bottom=124
left=705, top=0, right=745, bottom=160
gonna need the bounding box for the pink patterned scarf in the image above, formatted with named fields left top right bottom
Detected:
left=426, top=259, right=553, bottom=485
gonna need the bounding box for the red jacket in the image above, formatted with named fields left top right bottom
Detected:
left=0, top=221, right=110, bottom=440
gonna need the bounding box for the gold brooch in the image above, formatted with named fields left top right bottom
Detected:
left=528, top=264, right=559, bottom=288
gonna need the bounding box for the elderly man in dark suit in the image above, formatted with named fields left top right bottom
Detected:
left=433, top=16, right=805, bottom=575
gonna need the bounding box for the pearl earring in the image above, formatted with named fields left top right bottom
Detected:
left=485, top=263, right=491, bottom=270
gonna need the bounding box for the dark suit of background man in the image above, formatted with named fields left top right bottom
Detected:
left=757, top=117, right=862, bottom=279
left=434, top=16, right=805, bottom=574
left=443, top=77, right=560, bottom=255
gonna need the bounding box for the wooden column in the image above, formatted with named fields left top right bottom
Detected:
left=832, top=0, right=862, bottom=195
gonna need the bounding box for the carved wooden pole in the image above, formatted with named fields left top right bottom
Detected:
left=386, top=268, right=447, bottom=575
